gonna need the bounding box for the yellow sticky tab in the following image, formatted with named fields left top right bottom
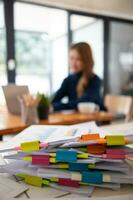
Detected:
left=59, top=164, right=69, bottom=169
left=71, top=172, right=81, bottom=181
left=79, top=148, right=87, bottom=152
left=25, top=175, right=42, bottom=187
left=106, top=135, right=125, bottom=146
left=88, top=163, right=95, bottom=169
left=16, top=173, right=26, bottom=179
left=77, top=153, right=88, bottom=159
left=50, top=177, right=59, bottom=182
left=42, top=179, right=50, bottom=186
left=103, top=174, right=111, bottom=182
left=50, top=157, right=56, bottom=163
left=125, top=138, right=132, bottom=144
left=23, top=156, right=32, bottom=161
left=21, top=141, right=40, bottom=152
left=50, top=153, right=56, bottom=157
left=80, top=182, right=88, bottom=185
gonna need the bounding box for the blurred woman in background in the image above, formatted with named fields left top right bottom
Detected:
left=52, top=42, right=105, bottom=111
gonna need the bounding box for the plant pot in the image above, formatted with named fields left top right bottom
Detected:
left=37, top=105, right=49, bottom=120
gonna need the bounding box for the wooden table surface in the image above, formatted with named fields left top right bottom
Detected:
left=0, top=106, right=113, bottom=135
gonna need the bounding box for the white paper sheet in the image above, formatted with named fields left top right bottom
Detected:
left=0, top=122, right=100, bottom=150
left=0, top=176, right=28, bottom=200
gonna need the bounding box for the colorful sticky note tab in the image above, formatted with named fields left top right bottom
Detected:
left=69, top=163, right=88, bottom=171
left=56, top=150, right=77, bottom=162
left=106, top=148, right=125, bottom=155
left=32, top=155, right=50, bottom=165
left=106, top=135, right=125, bottom=146
left=80, top=134, right=100, bottom=141
left=23, top=156, right=32, bottom=161
left=49, top=157, right=56, bottom=163
left=50, top=177, right=59, bottom=182
left=25, top=175, right=42, bottom=187
left=77, top=153, right=88, bottom=159
left=42, top=179, right=50, bottom=186
left=58, top=178, right=80, bottom=188
left=87, top=144, right=106, bottom=155
left=21, top=141, right=40, bottom=152
left=49, top=153, right=56, bottom=157
left=58, top=164, right=69, bottom=169
left=103, top=174, right=111, bottom=182
left=71, top=172, right=82, bottom=181
left=104, top=148, right=125, bottom=159
left=82, top=171, right=103, bottom=184
left=88, top=163, right=96, bottom=169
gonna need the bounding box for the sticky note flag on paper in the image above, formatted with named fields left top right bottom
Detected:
left=49, top=157, right=56, bottom=163
left=80, top=134, right=100, bottom=141
left=21, top=141, right=40, bottom=152
left=69, top=163, right=88, bottom=171
left=58, top=178, right=80, bottom=188
left=25, top=175, right=42, bottom=187
left=56, top=150, right=77, bottom=162
left=104, top=148, right=125, bottom=159
left=82, top=171, right=103, bottom=184
left=32, top=155, right=50, bottom=165
left=71, top=172, right=81, bottom=181
left=106, top=135, right=125, bottom=146
left=42, top=179, right=50, bottom=186
left=77, top=153, right=88, bottom=159
left=87, top=144, right=106, bottom=155
left=23, top=156, right=32, bottom=161
left=103, top=174, right=111, bottom=182
left=88, top=163, right=96, bottom=169
left=50, top=177, right=59, bottom=182
left=58, top=163, right=69, bottom=169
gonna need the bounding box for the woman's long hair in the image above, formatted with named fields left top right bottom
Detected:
left=70, top=42, right=94, bottom=97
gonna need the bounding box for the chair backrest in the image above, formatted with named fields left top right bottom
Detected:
left=105, top=95, right=133, bottom=122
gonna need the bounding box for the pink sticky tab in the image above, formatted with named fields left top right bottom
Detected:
left=106, top=149, right=125, bottom=155
left=15, top=146, right=21, bottom=151
left=104, top=148, right=125, bottom=159
left=58, top=178, right=80, bottom=188
left=39, top=142, right=48, bottom=148
left=32, top=155, right=49, bottom=165
left=105, top=154, right=125, bottom=159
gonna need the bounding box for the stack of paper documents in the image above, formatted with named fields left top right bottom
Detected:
left=0, top=123, right=133, bottom=197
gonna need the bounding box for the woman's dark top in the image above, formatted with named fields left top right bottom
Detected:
left=52, top=72, right=106, bottom=111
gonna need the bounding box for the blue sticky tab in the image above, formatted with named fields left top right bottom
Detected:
left=82, top=171, right=103, bottom=184
left=69, top=163, right=88, bottom=171
left=56, top=150, right=77, bottom=162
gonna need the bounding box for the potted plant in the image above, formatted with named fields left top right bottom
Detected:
left=37, top=93, right=50, bottom=120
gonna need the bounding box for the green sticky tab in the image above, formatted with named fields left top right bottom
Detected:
left=21, top=141, right=40, bottom=152
left=88, top=163, right=95, bottom=169
left=42, top=179, right=50, bottom=186
left=25, top=175, right=42, bottom=187
left=16, top=173, right=26, bottom=179
left=106, top=135, right=125, bottom=146
left=23, top=156, right=32, bottom=161
left=79, top=148, right=87, bottom=153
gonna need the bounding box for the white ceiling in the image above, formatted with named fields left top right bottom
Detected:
left=21, top=0, right=133, bottom=20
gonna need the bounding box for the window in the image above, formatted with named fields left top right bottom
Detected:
left=71, top=14, right=104, bottom=79
left=0, top=0, right=7, bottom=104
left=14, top=2, right=68, bottom=95
left=108, top=22, right=133, bottom=96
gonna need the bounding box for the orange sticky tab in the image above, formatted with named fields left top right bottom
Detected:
left=87, top=144, right=106, bottom=155
left=80, top=134, right=100, bottom=141
left=98, top=138, right=107, bottom=144
left=125, top=138, right=132, bottom=144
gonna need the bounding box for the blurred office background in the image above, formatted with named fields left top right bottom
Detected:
left=1, top=0, right=133, bottom=104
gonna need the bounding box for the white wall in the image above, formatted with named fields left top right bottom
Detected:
left=23, top=0, right=133, bottom=20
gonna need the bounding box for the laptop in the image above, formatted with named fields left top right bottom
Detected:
left=2, top=85, right=29, bottom=115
